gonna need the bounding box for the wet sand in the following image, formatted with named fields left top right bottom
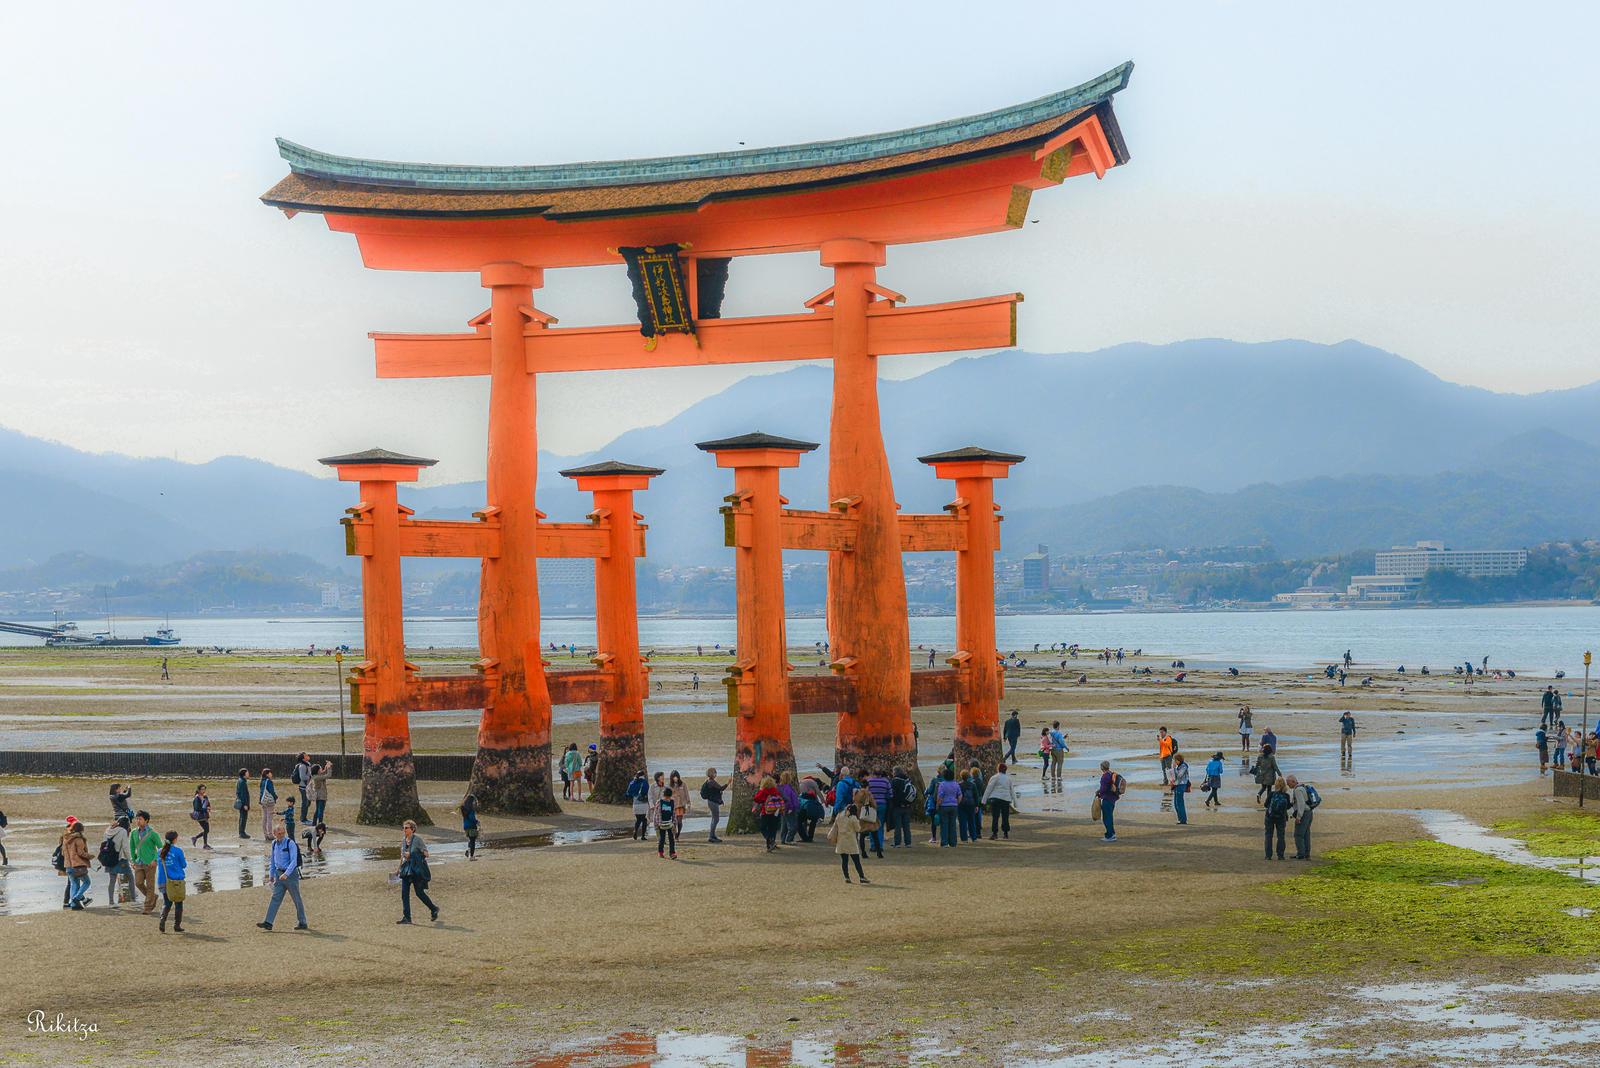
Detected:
left=0, top=646, right=1588, bottom=1067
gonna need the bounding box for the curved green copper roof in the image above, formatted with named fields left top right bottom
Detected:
left=278, top=62, right=1132, bottom=192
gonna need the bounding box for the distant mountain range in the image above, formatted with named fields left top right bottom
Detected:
left=2, top=339, right=1598, bottom=576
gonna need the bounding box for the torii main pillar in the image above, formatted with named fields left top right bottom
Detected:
left=821, top=239, right=916, bottom=777
left=472, top=262, right=558, bottom=814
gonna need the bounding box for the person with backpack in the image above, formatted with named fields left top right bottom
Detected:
left=1287, top=774, right=1319, bottom=859
left=395, top=818, right=438, bottom=921
left=1002, top=711, right=1022, bottom=763
left=234, top=768, right=252, bottom=840
left=1095, top=761, right=1124, bottom=842
left=99, top=815, right=133, bottom=905
left=59, top=817, right=92, bottom=909
left=128, top=810, right=161, bottom=914
left=256, top=823, right=308, bottom=932
left=1263, top=775, right=1291, bottom=860
left=1536, top=727, right=1550, bottom=774
left=1253, top=744, right=1280, bottom=805
left=980, top=762, right=1018, bottom=839
left=752, top=776, right=784, bottom=852
left=109, top=783, right=133, bottom=823
left=667, top=771, right=690, bottom=835
left=292, top=753, right=313, bottom=823
left=459, top=792, right=480, bottom=859
left=188, top=784, right=212, bottom=850
left=887, top=766, right=917, bottom=847
left=1170, top=752, right=1191, bottom=825
left=258, top=768, right=278, bottom=839
left=626, top=772, right=651, bottom=840
left=700, top=769, right=726, bottom=843
left=852, top=785, right=881, bottom=858
left=798, top=777, right=826, bottom=843
left=826, top=766, right=860, bottom=817
left=1048, top=722, right=1068, bottom=781
left=1203, top=752, right=1224, bottom=809
left=155, top=830, right=186, bottom=932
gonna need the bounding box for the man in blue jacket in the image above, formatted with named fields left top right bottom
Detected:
left=257, top=824, right=308, bottom=932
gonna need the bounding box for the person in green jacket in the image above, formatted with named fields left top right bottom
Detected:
left=562, top=743, right=585, bottom=802
left=127, top=810, right=163, bottom=914
left=234, top=768, right=252, bottom=840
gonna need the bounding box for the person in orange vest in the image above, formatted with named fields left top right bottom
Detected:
left=1157, top=727, right=1177, bottom=788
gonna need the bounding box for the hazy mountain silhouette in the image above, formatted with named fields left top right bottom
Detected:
left=2, top=340, right=1597, bottom=571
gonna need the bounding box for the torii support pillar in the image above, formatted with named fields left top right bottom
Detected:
left=820, top=239, right=917, bottom=778
left=319, top=448, right=434, bottom=826
left=559, top=460, right=663, bottom=804
left=472, top=262, right=559, bottom=815
left=698, top=432, right=813, bottom=834
left=920, top=446, right=1024, bottom=776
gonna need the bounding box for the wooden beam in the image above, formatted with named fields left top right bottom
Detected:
left=788, top=674, right=857, bottom=717
left=779, top=509, right=858, bottom=552
left=910, top=668, right=966, bottom=708
left=371, top=294, right=1021, bottom=379
left=899, top=513, right=966, bottom=553
left=343, top=516, right=638, bottom=559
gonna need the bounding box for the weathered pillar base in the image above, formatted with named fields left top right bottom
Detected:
left=590, top=732, right=646, bottom=805
left=470, top=743, right=559, bottom=815
left=953, top=738, right=1003, bottom=780
left=836, top=742, right=921, bottom=788
left=727, top=742, right=797, bottom=835
left=358, top=754, right=431, bottom=826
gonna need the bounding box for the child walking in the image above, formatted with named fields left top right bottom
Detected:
left=657, top=788, right=678, bottom=859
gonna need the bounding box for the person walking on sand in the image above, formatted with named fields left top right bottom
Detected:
left=1339, top=711, right=1356, bottom=761
left=1203, top=752, right=1224, bottom=809
left=259, top=768, right=278, bottom=839
left=1541, top=686, right=1558, bottom=728
left=647, top=772, right=666, bottom=835
left=1095, top=761, right=1124, bottom=842
left=1253, top=744, right=1280, bottom=805
left=562, top=743, right=583, bottom=801
left=1171, top=752, right=1191, bottom=824
left=1536, top=726, right=1549, bottom=774
left=234, top=768, right=252, bottom=840
left=309, top=762, right=330, bottom=825
left=128, top=810, right=161, bottom=914
left=256, top=823, right=308, bottom=932
left=667, top=771, right=689, bottom=835
left=1288, top=774, right=1317, bottom=859
left=778, top=770, right=800, bottom=844
left=155, top=830, right=187, bottom=932
left=1157, top=727, right=1176, bottom=787
left=830, top=803, right=869, bottom=883
left=292, top=753, right=312, bottom=823
left=1003, top=711, right=1022, bottom=763
left=1238, top=705, right=1253, bottom=754
left=753, top=776, right=784, bottom=852
left=459, top=793, right=480, bottom=860
left=980, top=762, right=1018, bottom=839
left=700, top=769, right=727, bottom=843
left=59, top=817, right=92, bottom=909
left=188, top=785, right=212, bottom=850
left=395, top=819, right=438, bottom=921
left=626, top=772, right=651, bottom=840
left=160, top=656, right=170, bottom=681
left=1263, top=775, right=1291, bottom=860
left=100, top=815, right=133, bottom=905
left=1038, top=727, right=1053, bottom=782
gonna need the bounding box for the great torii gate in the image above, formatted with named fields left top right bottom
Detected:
left=264, top=62, right=1132, bottom=817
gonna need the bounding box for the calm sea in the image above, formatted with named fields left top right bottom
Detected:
left=6, top=605, right=1595, bottom=677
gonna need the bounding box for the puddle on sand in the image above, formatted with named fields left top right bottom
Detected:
left=1414, top=810, right=1600, bottom=883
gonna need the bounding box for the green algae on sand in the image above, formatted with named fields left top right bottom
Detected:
left=1115, top=840, right=1600, bottom=979
left=1492, top=810, right=1600, bottom=858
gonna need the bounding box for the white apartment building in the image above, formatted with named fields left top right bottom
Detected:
left=1374, top=541, right=1527, bottom=579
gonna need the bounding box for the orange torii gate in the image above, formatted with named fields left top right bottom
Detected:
left=265, top=63, right=1132, bottom=817
left=699, top=435, right=1020, bottom=826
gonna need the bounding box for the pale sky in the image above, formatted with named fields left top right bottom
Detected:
left=1, top=1, right=1596, bottom=484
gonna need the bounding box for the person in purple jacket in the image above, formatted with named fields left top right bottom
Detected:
left=934, top=767, right=963, bottom=848
left=1095, top=760, right=1123, bottom=842
left=865, top=769, right=891, bottom=855
left=777, top=771, right=801, bottom=844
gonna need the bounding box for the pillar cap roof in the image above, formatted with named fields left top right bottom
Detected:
left=557, top=459, right=666, bottom=478
left=317, top=447, right=438, bottom=468
left=695, top=432, right=819, bottom=453
left=917, top=446, right=1026, bottom=465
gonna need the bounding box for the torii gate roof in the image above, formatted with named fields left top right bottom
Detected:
left=260, top=63, right=1132, bottom=268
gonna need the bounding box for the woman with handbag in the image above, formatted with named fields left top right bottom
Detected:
left=395, top=819, right=438, bottom=924
left=1171, top=752, right=1191, bottom=825
left=156, top=830, right=187, bottom=932
left=828, top=804, right=869, bottom=884
left=259, top=768, right=278, bottom=839
left=188, top=784, right=212, bottom=850
left=852, top=786, right=880, bottom=858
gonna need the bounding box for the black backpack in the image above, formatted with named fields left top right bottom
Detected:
left=1266, top=791, right=1291, bottom=819
left=97, top=836, right=122, bottom=869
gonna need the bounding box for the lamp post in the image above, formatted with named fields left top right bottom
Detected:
left=1582, top=650, right=1591, bottom=808
left=335, top=649, right=346, bottom=766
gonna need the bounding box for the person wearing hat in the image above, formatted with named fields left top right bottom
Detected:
left=582, top=744, right=598, bottom=791
left=59, top=817, right=92, bottom=909
left=102, top=815, right=133, bottom=905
